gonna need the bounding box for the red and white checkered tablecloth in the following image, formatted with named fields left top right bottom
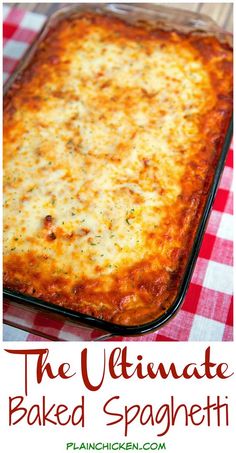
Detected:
left=3, top=5, right=233, bottom=342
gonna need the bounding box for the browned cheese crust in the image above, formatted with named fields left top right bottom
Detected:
left=3, top=14, right=233, bottom=325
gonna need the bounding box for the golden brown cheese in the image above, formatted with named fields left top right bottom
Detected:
left=3, top=13, right=233, bottom=326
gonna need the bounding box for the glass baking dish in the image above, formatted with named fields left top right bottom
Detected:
left=3, top=3, right=233, bottom=340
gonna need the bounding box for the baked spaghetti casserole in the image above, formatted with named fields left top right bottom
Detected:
left=3, top=12, right=233, bottom=326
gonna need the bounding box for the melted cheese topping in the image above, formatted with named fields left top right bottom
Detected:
left=3, top=14, right=233, bottom=326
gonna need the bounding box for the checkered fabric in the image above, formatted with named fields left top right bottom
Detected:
left=3, top=5, right=233, bottom=342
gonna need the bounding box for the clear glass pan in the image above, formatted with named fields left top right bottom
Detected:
left=3, top=3, right=233, bottom=341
